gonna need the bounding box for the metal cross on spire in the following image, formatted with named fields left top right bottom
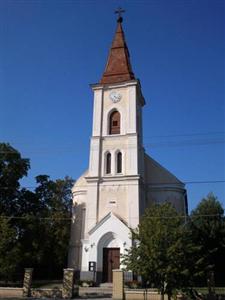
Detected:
left=115, top=7, right=125, bottom=23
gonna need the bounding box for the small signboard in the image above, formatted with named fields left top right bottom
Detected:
left=89, top=261, right=96, bottom=272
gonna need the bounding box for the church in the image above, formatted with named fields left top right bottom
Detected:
left=68, top=14, right=187, bottom=283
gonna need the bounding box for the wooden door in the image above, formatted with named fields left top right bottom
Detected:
left=102, top=248, right=120, bottom=282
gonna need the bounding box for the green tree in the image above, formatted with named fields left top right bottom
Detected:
left=123, top=203, right=204, bottom=299
left=0, top=143, right=29, bottom=215
left=190, top=193, right=225, bottom=284
left=0, top=143, right=74, bottom=280
left=0, top=143, right=30, bottom=281
left=13, top=175, right=73, bottom=279
left=15, top=189, right=44, bottom=270
left=30, top=175, right=73, bottom=279
left=0, top=218, right=20, bottom=283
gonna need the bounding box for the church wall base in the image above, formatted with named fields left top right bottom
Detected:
left=80, top=272, right=106, bottom=285
left=80, top=271, right=98, bottom=282
left=79, top=271, right=134, bottom=285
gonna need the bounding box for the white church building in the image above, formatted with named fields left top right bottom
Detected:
left=68, top=15, right=188, bottom=283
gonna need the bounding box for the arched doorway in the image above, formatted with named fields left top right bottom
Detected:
left=97, top=232, right=122, bottom=283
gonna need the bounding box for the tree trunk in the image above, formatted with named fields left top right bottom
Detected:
left=160, top=288, right=164, bottom=300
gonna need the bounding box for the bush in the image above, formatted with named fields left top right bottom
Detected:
left=125, top=280, right=141, bottom=289
left=77, top=280, right=95, bottom=287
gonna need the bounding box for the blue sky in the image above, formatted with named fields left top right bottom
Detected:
left=1, top=0, right=224, bottom=211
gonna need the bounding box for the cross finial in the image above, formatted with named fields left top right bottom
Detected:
left=115, top=7, right=125, bottom=23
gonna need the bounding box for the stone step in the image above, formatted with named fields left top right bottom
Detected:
left=99, top=283, right=113, bottom=288
left=78, top=286, right=112, bottom=298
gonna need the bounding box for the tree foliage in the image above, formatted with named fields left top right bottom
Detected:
left=123, top=197, right=225, bottom=293
left=123, top=203, right=204, bottom=297
left=189, top=193, right=225, bottom=284
left=0, top=143, right=30, bottom=215
left=31, top=175, right=73, bottom=278
left=0, top=218, right=19, bottom=282
left=0, top=143, right=74, bottom=281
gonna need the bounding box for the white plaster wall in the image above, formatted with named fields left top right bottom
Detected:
left=127, top=86, right=137, bottom=134
left=144, top=154, right=187, bottom=215
left=147, top=188, right=186, bottom=214
left=98, top=183, right=128, bottom=222
left=127, top=183, right=140, bottom=228
left=92, top=89, right=103, bottom=137
left=68, top=191, right=86, bottom=269
left=84, top=182, right=98, bottom=236
left=126, top=135, right=138, bottom=175
left=89, top=137, right=101, bottom=177
left=81, top=239, right=90, bottom=271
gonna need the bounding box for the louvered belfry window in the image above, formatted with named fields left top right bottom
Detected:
left=106, top=153, right=111, bottom=174
left=117, top=152, right=122, bottom=173
left=109, top=111, right=120, bottom=134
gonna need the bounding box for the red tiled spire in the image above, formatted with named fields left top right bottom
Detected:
left=100, top=18, right=135, bottom=84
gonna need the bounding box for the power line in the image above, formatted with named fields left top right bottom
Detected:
left=0, top=215, right=71, bottom=221
left=144, top=131, right=225, bottom=139
left=1, top=137, right=225, bottom=154
left=4, top=131, right=225, bottom=144
left=0, top=180, right=225, bottom=190
left=0, top=214, right=223, bottom=221
left=146, top=138, right=225, bottom=148
left=144, top=214, right=224, bottom=219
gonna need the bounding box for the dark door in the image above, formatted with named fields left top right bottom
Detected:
left=102, top=248, right=120, bottom=282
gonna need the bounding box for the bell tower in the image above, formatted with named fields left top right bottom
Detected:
left=85, top=15, right=146, bottom=236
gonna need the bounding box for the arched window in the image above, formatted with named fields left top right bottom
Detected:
left=106, top=153, right=111, bottom=174
left=109, top=111, right=120, bottom=135
left=116, top=152, right=122, bottom=173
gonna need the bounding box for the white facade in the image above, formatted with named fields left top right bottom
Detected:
left=68, top=80, right=187, bottom=282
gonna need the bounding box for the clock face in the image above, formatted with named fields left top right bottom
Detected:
left=109, top=91, right=122, bottom=103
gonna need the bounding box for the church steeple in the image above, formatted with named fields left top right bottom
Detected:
left=100, top=14, right=135, bottom=84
